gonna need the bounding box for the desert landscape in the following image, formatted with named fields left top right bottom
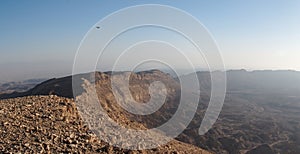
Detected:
left=2, top=1, right=299, bottom=153
left=1, top=70, right=300, bottom=153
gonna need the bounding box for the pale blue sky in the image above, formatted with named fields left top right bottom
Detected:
left=1, top=0, right=300, bottom=81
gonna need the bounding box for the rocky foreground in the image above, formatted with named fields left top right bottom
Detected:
left=0, top=95, right=210, bottom=153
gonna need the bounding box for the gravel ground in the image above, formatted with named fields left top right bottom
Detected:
left=0, top=95, right=209, bottom=154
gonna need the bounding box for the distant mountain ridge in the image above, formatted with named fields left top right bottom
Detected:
left=0, top=70, right=179, bottom=99
left=0, top=78, right=47, bottom=95
left=0, top=73, right=91, bottom=99
left=184, top=69, right=300, bottom=95
left=2, top=69, right=300, bottom=100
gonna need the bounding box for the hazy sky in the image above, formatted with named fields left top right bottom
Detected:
left=1, top=0, right=300, bottom=81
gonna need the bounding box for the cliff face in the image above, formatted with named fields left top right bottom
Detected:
left=93, top=70, right=181, bottom=129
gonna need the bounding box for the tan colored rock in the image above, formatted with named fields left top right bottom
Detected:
left=0, top=95, right=210, bottom=154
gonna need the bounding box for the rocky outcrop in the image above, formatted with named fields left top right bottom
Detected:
left=0, top=95, right=210, bottom=153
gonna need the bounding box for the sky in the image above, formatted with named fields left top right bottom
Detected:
left=0, top=0, right=300, bottom=81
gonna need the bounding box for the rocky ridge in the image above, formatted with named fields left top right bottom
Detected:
left=0, top=94, right=209, bottom=153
